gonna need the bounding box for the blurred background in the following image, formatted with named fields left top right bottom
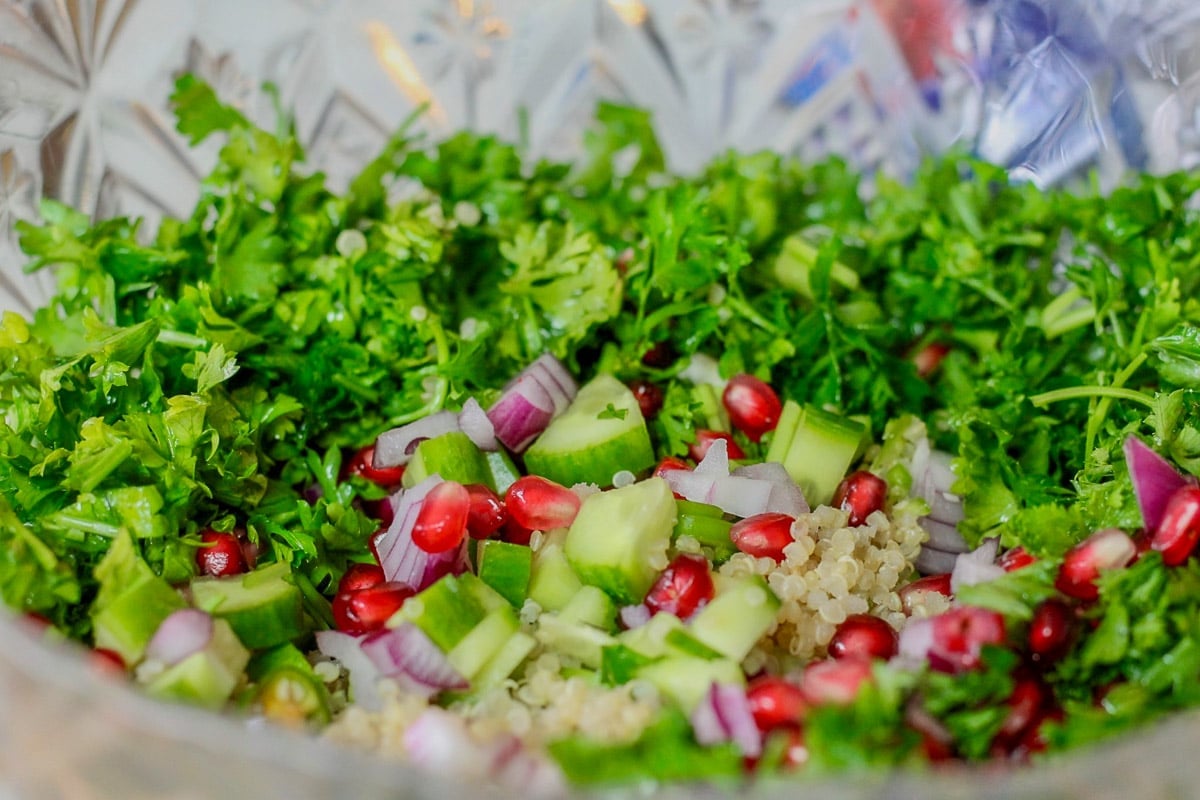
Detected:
left=3, top=1, right=1200, bottom=798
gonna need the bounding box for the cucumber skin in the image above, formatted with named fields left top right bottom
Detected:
left=403, top=431, right=492, bottom=490
left=564, top=477, right=677, bottom=606
left=689, top=576, right=781, bottom=662
left=190, top=562, right=306, bottom=651
left=447, top=605, right=520, bottom=680
left=528, top=542, right=583, bottom=612
left=392, top=575, right=486, bottom=652
left=144, top=618, right=250, bottom=709
left=477, top=540, right=533, bottom=608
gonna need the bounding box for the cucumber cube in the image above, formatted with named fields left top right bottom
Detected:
left=563, top=477, right=677, bottom=605
left=392, top=575, right=487, bottom=652
left=402, top=431, right=492, bottom=489
left=143, top=618, right=250, bottom=709
left=190, top=561, right=306, bottom=650
left=528, top=542, right=583, bottom=612
left=447, top=605, right=520, bottom=680
left=524, top=374, right=655, bottom=487
left=688, top=576, right=781, bottom=662
left=636, top=657, right=744, bottom=712
left=768, top=400, right=867, bottom=506
left=477, top=540, right=533, bottom=607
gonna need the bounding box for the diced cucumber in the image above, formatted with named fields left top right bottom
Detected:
left=91, top=531, right=186, bottom=665
left=768, top=400, right=867, bottom=506
left=190, top=561, right=306, bottom=650
left=391, top=575, right=486, bottom=652
left=447, top=605, right=520, bottom=680
left=773, top=234, right=861, bottom=301
left=246, top=642, right=314, bottom=683
left=528, top=541, right=583, bottom=612
left=558, top=585, right=618, bottom=632
left=564, top=477, right=677, bottom=605
left=619, top=612, right=685, bottom=659
left=402, top=431, right=492, bottom=489
left=636, top=657, right=744, bottom=712
left=673, top=513, right=736, bottom=563
left=536, top=614, right=616, bottom=669
left=663, top=627, right=724, bottom=660
left=764, top=400, right=803, bottom=465
left=523, top=374, right=655, bottom=487
left=692, top=382, right=730, bottom=432
left=599, top=644, right=656, bottom=686
left=477, top=540, right=532, bottom=607
left=689, top=576, right=781, bottom=662
left=458, top=572, right=510, bottom=614
left=143, top=618, right=250, bottom=709
left=484, top=449, right=522, bottom=494
left=471, top=631, right=537, bottom=692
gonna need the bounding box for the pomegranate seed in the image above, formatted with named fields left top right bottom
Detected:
left=501, top=517, right=535, bottom=546
left=338, top=562, right=386, bottom=594
left=779, top=725, right=809, bottom=770
left=654, top=456, right=691, bottom=478
left=745, top=676, right=807, bottom=731
left=643, top=553, right=714, bottom=620
left=1012, top=708, right=1062, bottom=761
left=332, top=581, right=413, bottom=635
left=998, top=546, right=1036, bottom=572
left=1028, top=599, right=1074, bottom=663
left=800, top=657, right=873, bottom=705
left=464, top=484, right=507, bottom=539
left=371, top=495, right=397, bottom=530
left=730, top=513, right=795, bottom=561
left=1055, top=528, right=1136, bottom=601
left=1151, top=485, right=1200, bottom=566
left=899, top=573, right=953, bottom=614
left=195, top=530, right=248, bottom=578
left=411, top=481, right=471, bottom=553
left=722, top=374, right=783, bottom=443
left=689, top=430, right=746, bottom=462
left=920, top=730, right=956, bottom=762
left=906, top=704, right=956, bottom=762
left=828, top=614, right=899, bottom=661
left=913, top=342, right=950, bottom=378
left=628, top=379, right=665, bottom=420
left=831, top=471, right=888, bottom=527
left=641, top=340, right=675, bottom=368
left=505, top=476, right=581, bottom=531
left=344, top=445, right=406, bottom=487
left=23, top=612, right=51, bottom=629
left=996, top=677, right=1046, bottom=744
left=929, top=606, right=1006, bottom=673
left=90, top=647, right=127, bottom=675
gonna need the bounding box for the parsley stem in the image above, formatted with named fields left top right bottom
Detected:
left=1030, top=385, right=1155, bottom=409
left=156, top=329, right=209, bottom=349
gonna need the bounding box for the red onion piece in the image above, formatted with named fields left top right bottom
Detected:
left=145, top=609, right=213, bottom=666
left=689, top=682, right=762, bottom=757
left=896, top=616, right=936, bottom=664
left=708, top=475, right=774, bottom=519
left=531, top=353, right=578, bottom=402
left=403, top=709, right=565, bottom=796
left=920, top=517, right=969, bottom=553
left=457, top=397, right=498, bottom=452
left=487, top=375, right=556, bottom=453
left=915, top=545, right=960, bottom=576
left=694, top=438, right=730, bottom=477
left=527, top=362, right=573, bottom=414
left=619, top=604, right=652, bottom=630
left=375, top=476, right=442, bottom=571
left=733, top=462, right=811, bottom=517
left=662, top=468, right=718, bottom=504
left=315, top=629, right=384, bottom=711
left=374, top=411, right=460, bottom=469
left=360, top=623, right=468, bottom=697
left=1125, top=435, right=1193, bottom=532
left=950, top=538, right=1004, bottom=592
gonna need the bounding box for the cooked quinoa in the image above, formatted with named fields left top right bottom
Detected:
left=321, top=500, right=928, bottom=762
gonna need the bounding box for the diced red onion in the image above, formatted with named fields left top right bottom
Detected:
left=487, top=375, right=556, bottom=453
left=145, top=609, right=213, bottom=667
left=733, top=462, right=811, bottom=517
left=1125, top=435, right=1194, bottom=532
left=378, top=476, right=470, bottom=590
left=374, top=411, right=460, bottom=468
left=915, top=545, right=960, bottom=576
left=905, top=698, right=954, bottom=749
left=950, top=538, right=1004, bottom=592
left=689, top=683, right=762, bottom=757
left=531, top=353, right=578, bottom=402
left=360, top=623, right=468, bottom=697
left=403, top=708, right=565, bottom=796
left=619, top=604, right=652, bottom=630
left=896, top=616, right=936, bottom=664
left=694, top=438, right=730, bottom=477
left=527, top=362, right=572, bottom=414
left=457, top=397, right=498, bottom=452
left=680, top=353, right=724, bottom=389
left=920, top=517, right=969, bottom=553
left=662, top=468, right=718, bottom=504
left=315, top=629, right=384, bottom=711
left=707, top=475, right=774, bottom=519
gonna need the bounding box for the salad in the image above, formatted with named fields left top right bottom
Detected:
left=4, top=74, right=1200, bottom=791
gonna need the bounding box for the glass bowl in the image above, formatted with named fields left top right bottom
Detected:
left=3, top=1, right=1200, bottom=797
